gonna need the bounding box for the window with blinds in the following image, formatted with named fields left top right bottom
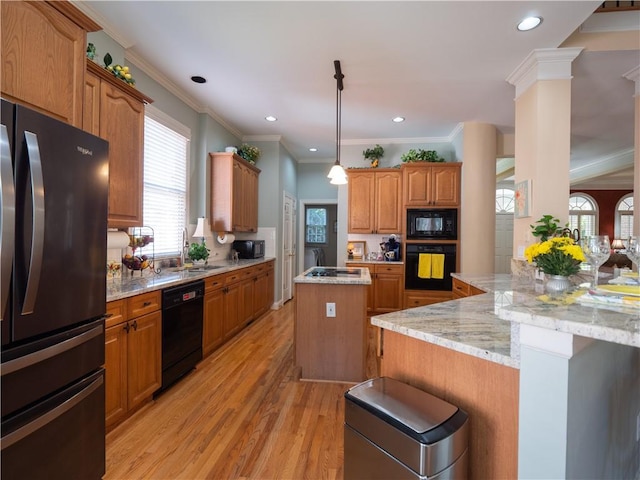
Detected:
left=143, top=107, right=190, bottom=257
left=617, top=194, right=634, bottom=240
left=569, top=193, right=597, bottom=238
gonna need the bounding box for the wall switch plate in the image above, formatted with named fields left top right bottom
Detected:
left=326, top=302, right=336, bottom=317
left=636, top=412, right=640, bottom=442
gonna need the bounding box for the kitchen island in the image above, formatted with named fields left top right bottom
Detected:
left=294, top=267, right=371, bottom=383
left=372, top=273, right=639, bottom=480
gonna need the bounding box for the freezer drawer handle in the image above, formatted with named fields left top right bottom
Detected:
left=0, top=124, right=15, bottom=322
left=0, top=375, right=103, bottom=450
left=0, top=324, right=103, bottom=376
left=21, top=131, right=45, bottom=315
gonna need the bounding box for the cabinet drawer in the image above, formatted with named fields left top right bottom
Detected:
left=204, top=274, right=225, bottom=292
left=452, top=278, right=471, bottom=297
left=403, top=291, right=452, bottom=308
left=240, top=266, right=255, bottom=279
left=225, top=272, right=242, bottom=285
left=127, top=291, right=161, bottom=318
left=375, top=264, right=403, bottom=275
left=106, top=300, right=126, bottom=328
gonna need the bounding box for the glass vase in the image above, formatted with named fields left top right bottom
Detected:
left=545, top=275, right=572, bottom=294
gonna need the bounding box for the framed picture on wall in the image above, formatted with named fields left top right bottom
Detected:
left=514, top=179, right=532, bottom=218
left=347, top=240, right=366, bottom=260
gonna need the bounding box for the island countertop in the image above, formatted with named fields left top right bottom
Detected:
left=294, top=267, right=372, bottom=285
left=371, top=273, right=639, bottom=369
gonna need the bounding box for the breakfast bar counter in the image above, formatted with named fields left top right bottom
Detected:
left=371, top=273, right=639, bottom=480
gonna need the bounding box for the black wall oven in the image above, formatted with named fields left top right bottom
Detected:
left=407, top=208, right=457, bottom=240
left=405, top=243, right=457, bottom=291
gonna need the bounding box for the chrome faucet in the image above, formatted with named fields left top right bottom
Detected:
left=180, top=227, right=189, bottom=266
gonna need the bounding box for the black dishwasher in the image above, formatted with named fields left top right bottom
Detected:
left=160, top=280, right=204, bottom=392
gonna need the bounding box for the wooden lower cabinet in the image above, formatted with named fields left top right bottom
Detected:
left=105, top=292, right=161, bottom=429
left=350, top=263, right=403, bottom=315
left=203, top=275, right=226, bottom=356
left=404, top=290, right=453, bottom=308
left=214, top=260, right=275, bottom=351
left=452, top=277, right=485, bottom=299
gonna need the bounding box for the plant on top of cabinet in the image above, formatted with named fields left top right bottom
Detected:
left=363, top=144, right=384, bottom=167
left=401, top=149, right=444, bottom=163
left=238, top=143, right=261, bottom=164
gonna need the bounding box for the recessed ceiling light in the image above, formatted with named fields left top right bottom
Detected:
left=309, top=147, right=318, bottom=152
left=265, top=115, right=277, bottom=122
left=392, top=117, right=405, bottom=123
left=191, top=75, right=207, bottom=84
left=517, top=16, right=542, bottom=31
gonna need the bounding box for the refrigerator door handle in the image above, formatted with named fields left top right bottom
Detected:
left=21, top=131, right=45, bottom=315
left=0, top=374, right=103, bottom=450
left=0, top=124, right=15, bottom=321
left=0, top=323, right=103, bottom=376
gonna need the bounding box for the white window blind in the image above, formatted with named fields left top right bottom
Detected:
left=143, top=108, right=190, bottom=257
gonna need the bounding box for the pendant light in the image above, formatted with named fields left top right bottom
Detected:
left=328, top=60, right=347, bottom=185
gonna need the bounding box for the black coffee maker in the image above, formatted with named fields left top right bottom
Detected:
left=381, top=235, right=401, bottom=261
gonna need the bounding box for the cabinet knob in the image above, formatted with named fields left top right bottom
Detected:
left=143, top=301, right=151, bottom=307
left=131, top=320, right=138, bottom=331
left=123, top=323, right=130, bottom=333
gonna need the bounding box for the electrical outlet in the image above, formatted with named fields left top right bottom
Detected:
left=636, top=412, right=640, bottom=442
left=326, top=302, right=336, bottom=317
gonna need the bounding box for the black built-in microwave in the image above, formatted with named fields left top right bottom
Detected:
left=407, top=208, right=457, bottom=240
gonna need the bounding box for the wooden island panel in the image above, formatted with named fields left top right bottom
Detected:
left=295, top=283, right=367, bottom=383
left=381, top=330, right=519, bottom=480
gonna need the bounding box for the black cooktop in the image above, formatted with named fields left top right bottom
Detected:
left=305, top=267, right=361, bottom=277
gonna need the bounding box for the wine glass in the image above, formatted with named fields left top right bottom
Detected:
left=627, top=236, right=640, bottom=270
left=580, top=235, right=610, bottom=289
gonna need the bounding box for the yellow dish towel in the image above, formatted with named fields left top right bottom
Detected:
left=431, top=254, right=445, bottom=279
left=418, top=253, right=431, bottom=279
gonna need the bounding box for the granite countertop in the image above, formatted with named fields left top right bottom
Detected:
left=345, top=260, right=404, bottom=265
left=294, top=266, right=372, bottom=285
left=371, top=273, right=639, bottom=369
left=107, top=257, right=275, bottom=302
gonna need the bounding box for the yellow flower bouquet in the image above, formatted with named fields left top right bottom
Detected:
left=524, top=236, right=585, bottom=276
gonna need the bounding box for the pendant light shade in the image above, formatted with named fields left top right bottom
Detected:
left=328, top=60, right=347, bottom=185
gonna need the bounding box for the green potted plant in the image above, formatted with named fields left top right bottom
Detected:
left=188, top=241, right=210, bottom=263
left=401, top=149, right=445, bottom=163
left=529, top=215, right=564, bottom=242
left=362, top=144, right=384, bottom=167
left=238, top=143, right=261, bottom=164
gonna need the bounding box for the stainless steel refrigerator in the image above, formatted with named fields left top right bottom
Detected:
left=1, top=99, right=109, bottom=479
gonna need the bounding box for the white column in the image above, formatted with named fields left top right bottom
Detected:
left=622, top=66, right=640, bottom=236
left=506, top=48, right=582, bottom=256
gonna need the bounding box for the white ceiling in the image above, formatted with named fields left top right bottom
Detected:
left=76, top=1, right=638, bottom=189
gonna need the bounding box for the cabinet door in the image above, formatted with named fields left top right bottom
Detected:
left=83, top=71, right=101, bottom=136
left=431, top=165, right=460, bottom=206
left=223, top=283, right=241, bottom=338
left=375, top=171, right=402, bottom=234
left=127, top=311, right=161, bottom=409
left=1, top=1, right=86, bottom=127
left=348, top=172, right=375, bottom=233
left=203, top=289, right=225, bottom=356
left=240, top=278, right=255, bottom=326
left=403, top=167, right=432, bottom=206
left=100, top=81, right=145, bottom=228
left=253, top=273, right=269, bottom=318
left=105, top=323, right=128, bottom=428
left=266, top=267, right=275, bottom=311
left=232, top=161, right=244, bottom=231
left=350, top=263, right=375, bottom=315
left=374, top=271, right=403, bottom=313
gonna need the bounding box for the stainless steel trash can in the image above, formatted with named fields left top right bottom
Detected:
left=344, top=377, right=469, bottom=479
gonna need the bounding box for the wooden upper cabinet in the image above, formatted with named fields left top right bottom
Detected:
left=84, top=61, right=153, bottom=228
left=403, top=163, right=461, bottom=207
left=1, top=1, right=100, bottom=128
left=348, top=169, right=402, bottom=234
left=210, top=152, right=261, bottom=233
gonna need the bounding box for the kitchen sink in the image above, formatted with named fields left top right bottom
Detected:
left=186, top=265, right=224, bottom=272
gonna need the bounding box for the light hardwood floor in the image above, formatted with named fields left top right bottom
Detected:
left=105, top=300, right=377, bottom=479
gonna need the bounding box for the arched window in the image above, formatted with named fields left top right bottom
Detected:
left=496, top=188, right=515, bottom=213
left=569, top=193, right=597, bottom=238
left=616, top=194, right=634, bottom=240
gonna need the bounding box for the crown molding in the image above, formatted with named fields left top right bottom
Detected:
left=71, top=1, right=134, bottom=48
left=242, top=135, right=282, bottom=142
left=569, top=148, right=635, bottom=184
left=506, top=48, right=584, bottom=99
